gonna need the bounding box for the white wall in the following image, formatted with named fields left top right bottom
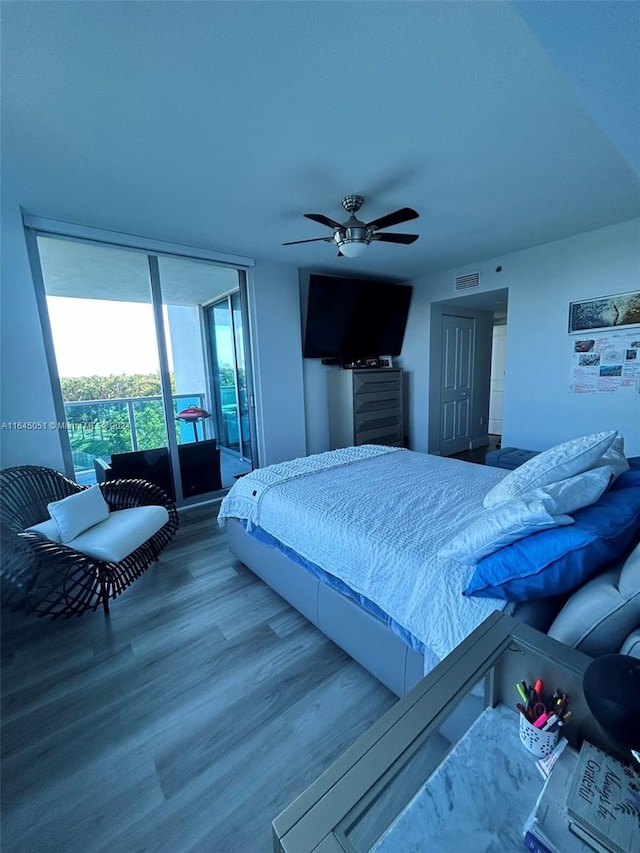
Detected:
left=0, top=192, right=64, bottom=470
left=247, top=260, right=307, bottom=465
left=299, top=271, right=331, bottom=455
left=403, top=218, right=640, bottom=457
left=168, top=305, right=207, bottom=398
left=302, top=356, right=331, bottom=456
left=489, top=324, right=507, bottom=435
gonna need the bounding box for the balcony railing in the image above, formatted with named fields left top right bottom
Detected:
left=63, top=393, right=206, bottom=474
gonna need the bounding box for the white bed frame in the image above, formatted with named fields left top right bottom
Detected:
left=226, top=518, right=566, bottom=697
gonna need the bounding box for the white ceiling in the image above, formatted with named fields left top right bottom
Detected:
left=2, top=2, right=639, bottom=282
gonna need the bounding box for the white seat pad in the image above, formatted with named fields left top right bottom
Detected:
left=26, top=518, right=63, bottom=543
left=67, top=506, right=169, bottom=563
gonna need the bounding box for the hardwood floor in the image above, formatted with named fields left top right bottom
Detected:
left=1, top=504, right=396, bottom=853
left=449, top=434, right=500, bottom=465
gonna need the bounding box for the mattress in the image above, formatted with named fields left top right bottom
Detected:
left=219, top=445, right=510, bottom=661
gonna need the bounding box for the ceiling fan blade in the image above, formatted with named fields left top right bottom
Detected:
left=365, top=207, right=419, bottom=231
left=304, top=213, right=344, bottom=229
left=372, top=232, right=419, bottom=244
left=282, top=237, right=333, bottom=246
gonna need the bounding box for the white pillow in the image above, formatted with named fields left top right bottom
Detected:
left=591, top=435, right=629, bottom=480
left=438, top=499, right=573, bottom=566
left=526, top=466, right=613, bottom=516
left=483, top=430, right=618, bottom=509
left=25, top=518, right=63, bottom=543
left=47, top=486, right=110, bottom=544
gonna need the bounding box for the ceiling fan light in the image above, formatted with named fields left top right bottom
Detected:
left=339, top=240, right=368, bottom=258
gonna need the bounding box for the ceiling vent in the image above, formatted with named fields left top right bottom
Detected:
left=455, top=272, right=480, bottom=291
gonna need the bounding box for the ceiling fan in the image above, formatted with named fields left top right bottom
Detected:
left=283, top=195, right=419, bottom=258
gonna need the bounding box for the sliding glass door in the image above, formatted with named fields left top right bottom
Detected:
left=231, top=291, right=252, bottom=461
left=156, top=255, right=254, bottom=491
left=30, top=233, right=255, bottom=503
left=35, top=236, right=172, bottom=486
left=206, top=290, right=253, bottom=464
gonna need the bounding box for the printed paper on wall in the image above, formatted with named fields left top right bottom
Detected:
left=570, top=330, right=640, bottom=394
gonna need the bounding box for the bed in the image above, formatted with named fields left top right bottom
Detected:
left=218, top=440, right=640, bottom=696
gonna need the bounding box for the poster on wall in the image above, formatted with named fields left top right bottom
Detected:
left=570, top=330, right=640, bottom=394
left=568, top=290, right=640, bottom=334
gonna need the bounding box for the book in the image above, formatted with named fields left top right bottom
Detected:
left=523, top=745, right=593, bottom=853
left=565, top=741, right=640, bottom=853
left=569, top=819, right=619, bottom=853
left=523, top=829, right=555, bottom=853
left=536, top=737, right=568, bottom=780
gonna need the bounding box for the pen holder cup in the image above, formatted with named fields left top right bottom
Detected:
left=519, top=713, right=558, bottom=757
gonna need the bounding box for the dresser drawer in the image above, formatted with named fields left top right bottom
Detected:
left=353, top=389, right=402, bottom=414
left=355, top=409, right=402, bottom=435
left=353, top=371, right=402, bottom=396
left=355, top=424, right=403, bottom=446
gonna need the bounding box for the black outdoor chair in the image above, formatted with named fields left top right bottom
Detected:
left=94, top=439, right=222, bottom=500
left=0, top=465, right=179, bottom=618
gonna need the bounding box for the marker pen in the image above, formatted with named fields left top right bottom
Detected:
left=533, top=712, right=549, bottom=729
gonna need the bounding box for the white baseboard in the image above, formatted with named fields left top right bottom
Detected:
left=469, top=437, right=490, bottom=450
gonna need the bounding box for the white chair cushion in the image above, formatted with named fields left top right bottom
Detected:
left=47, top=486, right=110, bottom=543
left=483, top=430, right=618, bottom=509
left=25, top=518, right=63, bottom=543
left=66, top=506, right=169, bottom=563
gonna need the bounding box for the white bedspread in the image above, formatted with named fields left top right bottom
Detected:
left=218, top=446, right=509, bottom=661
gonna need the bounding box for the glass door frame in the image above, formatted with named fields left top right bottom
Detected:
left=148, top=254, right=185, bottom=503
left=235, top=280, right=258, bottom=465
left=23, top=215, right=256, bottom=505
left=202, top=272, right=257, bottom=466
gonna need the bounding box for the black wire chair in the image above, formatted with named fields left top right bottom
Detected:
left=0, top=465, right=179, bottom=618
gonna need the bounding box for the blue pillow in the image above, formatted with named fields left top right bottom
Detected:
left=464, top=480, right=640, bottom=601
left=613, top=468, right=640, bottom=489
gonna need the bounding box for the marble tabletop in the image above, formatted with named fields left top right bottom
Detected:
left=371, top=703, right=546, bottom=853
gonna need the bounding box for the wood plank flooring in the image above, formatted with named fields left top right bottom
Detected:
left=1, top=504, right=396, bottom=853
left=449, top=434, right=500, bottom=465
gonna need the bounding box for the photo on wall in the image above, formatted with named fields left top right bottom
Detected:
left=568, top=290, right=640, bottom=334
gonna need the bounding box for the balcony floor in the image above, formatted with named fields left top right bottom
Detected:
left=220, top=448, right=251, bottom=487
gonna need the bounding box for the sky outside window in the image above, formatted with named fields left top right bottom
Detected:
left=47, top=296, right=175, bottom=377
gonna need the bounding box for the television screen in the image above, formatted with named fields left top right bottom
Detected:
left=303, top=274, right=413, bottom=359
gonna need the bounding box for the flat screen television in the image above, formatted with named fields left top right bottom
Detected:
left=303, top=274, right=413, bottom=360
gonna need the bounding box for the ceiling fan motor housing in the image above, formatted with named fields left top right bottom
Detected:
left=333, top=226, right=371, bottom=246
left=341, top=195, right=364, bottom=214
